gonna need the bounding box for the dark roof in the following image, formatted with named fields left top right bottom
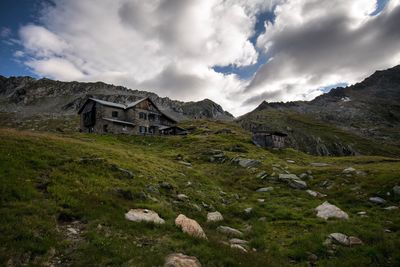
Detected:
left=78, top=97, right=178, bottom=123
left=102, top=118, right=135, bottom=126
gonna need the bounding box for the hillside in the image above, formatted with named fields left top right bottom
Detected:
left=0, top=76, right=234, bottom=121
left=0, top=120, right=399, bottom=266
left=238, top=65, right=400, bottom=156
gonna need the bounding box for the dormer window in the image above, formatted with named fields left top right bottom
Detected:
left=112, top=111, right=118, bottom=117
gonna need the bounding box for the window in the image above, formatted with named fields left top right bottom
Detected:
left=148, top=114, right=156, bottom=121
left=139, top=112, right=147, bottom=120
left=112, top=111, right=118, bottom=117
left=139, top=126, right=147, bottom=134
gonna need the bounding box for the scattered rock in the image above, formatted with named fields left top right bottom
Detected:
left=217, top=226, right=243, bottom=237
left=244, top=207, right=252, bottom=214
left=257, top=199, right=265, bottom=203
left=315, top=201, right=349, bottom=220
left=369, top=197, right=386, bottom=204
left=343, top=167, right=356, bottom=174
left=384, top=206, right=398, bottom=210
left=160, top=182, right=174, bottom=190
left=288, top=179, right=308, bottom=189
left=286, top=160, right=295, bottom=163
left=232, top=157, right=261, bottom=168
left=125, top=209, right=165, bottom=224
left=256, top=187, right=273, bottom=192
left=348, top=236, right=363, bottom=246
left=207, top=211, right=223, bottom=222
left=175, top=214, right=207, bottom=239
left=278, top=174, right=299, bottom=180
left=229, top=238, right=248, bottom=245
left=306, top=190, right=327, bottom=198
left=357, top=211, right=367, bottom=215
left=67, top=227, right=78, bottom=235
left=177, top=194, right=189, bottom=201
left=256, top=171, right=268, bottom=179
left=112, top=166, right=134, bottom=179
left=164, top=253, right=201, bottom=267
left=328, top=233, right=363, bottom=246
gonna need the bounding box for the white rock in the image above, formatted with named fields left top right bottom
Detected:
left=125, top=209, right=165, bottom=224
left=315, top=201, right=349, bottom=220
left=369, top=197, right=386, bottom=204
left=229, top=238, right=249, bottom=245
left=278, top=174, right=299, bottom=180
left=310, top=162, right=329, bottom=167
left=207, top=211, right=223, bottom=222
left=306, top=190, right=327, bottom=198
left=256, top=187, right=273, bottom=192
left=244, top=207, right=252, bottom=214
left=329, top=233, right=350, bottom=246
left=343, top=167, right=356, bottom=174
left=230, top=244, right=248, bottom=253
left=384, top=206, right=398, bottom=210
left=217, top=226, right=243, bottom=237
left=175, top=214, right=207, bottom=239
left=164, top=253, right=201, bottom=267
left=177, top=194, right=189, bottom=200
left=257, top=199, right=265, bottom=203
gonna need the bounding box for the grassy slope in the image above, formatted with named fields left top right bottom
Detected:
left=0, top=120, right=399, bottom=266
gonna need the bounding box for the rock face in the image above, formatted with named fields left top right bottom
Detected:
left=125, top=209, right=165, bottom=224
left=164, top=253, right=202, bottom=267
left=207, top=211, right=223, bottom=222
left=315, top=202, right=349, bottom=220
left=0, top=76, right=234, bottom=121
left=175, top=214, right=207, bottom=239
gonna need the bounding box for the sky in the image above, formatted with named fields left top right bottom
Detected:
left=0, top=0, right=399, bottom=116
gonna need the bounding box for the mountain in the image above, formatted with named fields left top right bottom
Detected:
left=0, top=76, right=234, bottom=121
left=238, top=65, right=400, bottom=156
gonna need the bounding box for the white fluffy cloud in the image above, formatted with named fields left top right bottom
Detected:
left=17, top=0, right=400, bottom=116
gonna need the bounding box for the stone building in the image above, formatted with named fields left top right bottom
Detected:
left=78, top=97, right=185, bottom=135
left=252, top=131, right=287, bottom=149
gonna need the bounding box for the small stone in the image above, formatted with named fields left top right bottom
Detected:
left=230, top=244, right=247, bottom=253
left=207, top=211, right=224, bottom=222
left=357, top=211, right=367, bottom=215
left=256, top=187, right=273, bottom=192
left=164, top=253, right=201, bottom=267
left=310, top=163, right=329, bottom=167
left=384, top=206, right=398, bottom=210
left=67, top=227, right=78, bottom=235
left=343, top=167, right=356, bottom=174
left=177, top=194, right=189, bottom=200
left=160, top=182, right=174, bottom=190
left=125, top=209, right=165, bottom=224
left=306, top=190, right=327, bottom=198
left=244, top=207, right=252, bottom=214
left=278, top=174, right=299, bottom=180
left=329, top=233, right=349, bottom=246
left=348, top=236, right=363, bottom=246
left=287, top=160, right=295, bottom=163
left=178, top=161, right=192, bottom=167
left=232, top=157, right=261, bottom=168
left=257, top=199, right=265, bottom=203
left=369, top=197, right=386, bottom=204
left=392, top=185, right=400, bottom=196
left=315, top=201, right=349, bottom=220
left=256, top=171, right=268, bottom=179
left=299, top=173, right=308, bottom=179
left=175, top=214, right=207, bottom=239
left=217, top=226, right=243, bottom=237
left=288, top=179, right=308, bottom=189
left=229, top=238, right=249, bottom=245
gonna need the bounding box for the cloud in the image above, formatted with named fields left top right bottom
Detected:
left=244, top=0, right=400, bottom=105
left=0, top=27, right=11, bottom=38
left=16, top=0, right=400, bottom=116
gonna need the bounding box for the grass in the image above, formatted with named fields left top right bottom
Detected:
left=0, top=119, right=399, bottom=266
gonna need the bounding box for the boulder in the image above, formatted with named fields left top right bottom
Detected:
left=369, top=197, right=386, bottom=204
left=164, top=253, right=201, bottom=267
left=217, top=226, right=243, bottom=237
left=125, top=209, right=165, bottom=224
left=256, top=187, right=273, bottom=192
left=315, top=201, right=349, bottom=220
left=328, top=233, right=363, bottom=246
left=175, top=214, right=207, bottom=239
left=207, top=211, right=223, bottom=222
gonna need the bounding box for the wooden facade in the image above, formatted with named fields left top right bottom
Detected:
left=252, top=131, right=287, bottom=149
left=78, top=97, right=180, bottom=135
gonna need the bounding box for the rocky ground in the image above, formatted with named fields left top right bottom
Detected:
left=0, top=120, right=399, bottom=266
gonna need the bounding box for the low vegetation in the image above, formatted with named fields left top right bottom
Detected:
left=0, top=119, right=399, bottom=266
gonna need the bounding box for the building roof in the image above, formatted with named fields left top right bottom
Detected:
left=78, top=97, right=178, bottom=123
left=102, top=118, right=135, bottom=126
